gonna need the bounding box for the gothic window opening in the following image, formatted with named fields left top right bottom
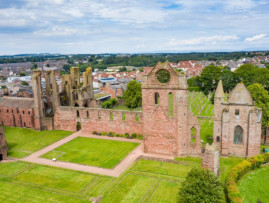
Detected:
left=191, top=127, right=197, bottom=143
left=87, top=111, right=89, bottom=118
left=98, top=111, right=101, bottom=119
left=110, top=112, right=113, bottom=120
left=234, top=125, right=243, bottom=144
left=136, top=114, right=139, bottom=122
left=155, top=92, right=160, bottom=105
left=122, top=113, right=125, bottom=121
left=216, top=136, right=220, bottom=142
left=168, top=92, right=173, bottom=117
left=77, top=110, right=80, bottom=117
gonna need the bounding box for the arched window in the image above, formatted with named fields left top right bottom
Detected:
left=191, top=127, right=197, bottom=143
left=234, top=126, right=243, bottom=144
left=77, top=110, right=80, bottom=117
left=155, top=92, right=160, bottom=105
left=168, top=92, right=173, bottom=117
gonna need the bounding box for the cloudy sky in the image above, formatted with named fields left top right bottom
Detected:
left=0, top=0, right=269, bottom=55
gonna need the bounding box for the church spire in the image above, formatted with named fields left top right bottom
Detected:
left=215, top=80, right=225, bottom=98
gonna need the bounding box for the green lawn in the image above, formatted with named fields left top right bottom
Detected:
left=5, top=127, right=73, bottom=158
left=41, top=137, right=140, bottom=169
left=238, top=166, right=269, bottom=203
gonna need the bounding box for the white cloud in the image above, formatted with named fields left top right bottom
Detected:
left=245, top=34, right=267, bottom=41
left=169, top=35, right=239, bottom=46
left=225, top=0, right=256, bottom=11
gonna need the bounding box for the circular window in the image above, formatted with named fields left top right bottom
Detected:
left=156, top=69, right=170, bottom=83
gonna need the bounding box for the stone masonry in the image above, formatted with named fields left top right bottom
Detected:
left=0, top=126, right=8, bottom=161
left=202, top=143, right=220, bottom=175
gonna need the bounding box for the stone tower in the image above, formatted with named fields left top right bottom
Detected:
left=83, top=67, right=94, bottom=99
left=32, top=70, right=44, bottom=130
left=213, top=82, right=262, bottom=157
left=45, top=70, right=60, bottom=115
left=70, top=67, right=80, bottom=89
left=142, top=61, right=201, bottom=156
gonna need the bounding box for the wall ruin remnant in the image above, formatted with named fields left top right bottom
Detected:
left=0, top=126, right=8, bottom=161
left=202, top=143, right=220, bottom=175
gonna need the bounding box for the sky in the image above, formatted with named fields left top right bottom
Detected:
left=0, top=0, right=269, bottom=55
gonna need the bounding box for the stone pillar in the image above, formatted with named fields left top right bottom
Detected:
left=70, top=67, right=80, bottom=89
left=32, top=70, right=44, bottom=130
left=0, top=127, right=8, bottom=160
left=202, top=143, right=220, bottom=176
left=45, top=70, right=60, bottom=113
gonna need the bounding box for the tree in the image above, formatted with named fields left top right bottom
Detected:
left=31, top=63, right=37, bottom=70
left=63, top=64, right=71, bottom=73
left=234, top=64, right=258, bottom=87
left=21, top=81, right=29, bottom=86
left=187, top=76, right=199, bottom=87
left=19, top=72, right=26, bottom=76
left=123, top=80, right=142, bottom=109
left=220, top=69, right=239, bottom=92
left=247, top=83, right=269, bottom=127
left=200, top=64, right=222, bottom=95
left=178, top=168, right=223, bottom=203
left=119, top=66, right=127, bottom=72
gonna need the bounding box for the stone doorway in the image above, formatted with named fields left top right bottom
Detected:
left=0, top=154, right=2, bottom=161
left=76, top=122, right=81, bottom=131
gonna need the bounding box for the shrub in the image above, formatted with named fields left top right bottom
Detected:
left=178, top=168, right=223, bottom=203
left=93, top=131, right=97, bottom=135
left=226, top=152, right=269, bottom=203
left=112, top=132, right=117, bottom=137
left=131, top=133, right=137, bottom=139
left=101, top=132, right=107, bottom=136
left=108, top=131, right=113, bottom=137
left=124, top=133, right=129, bottom=138
left=137, top=134, right=143, bottom=140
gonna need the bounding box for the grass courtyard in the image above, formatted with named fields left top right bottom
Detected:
left=41, top=137, right=140, bottom=169
left=4, top=127, right=73, bottom=158
left=238, top=165, right=269, bottom=203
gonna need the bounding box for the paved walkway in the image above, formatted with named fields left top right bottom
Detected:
left=21, top=131, right=174, bottom=177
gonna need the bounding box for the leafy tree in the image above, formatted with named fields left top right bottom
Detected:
left=19, top=72, right=26, bottom=76
left=178, top=168, right=223, bottom=203
left=31, top=63, right=37, bottom=70
left=234, top=64, right=258, bottom=87
left=63, top=64, right=71, bottom=73
left=119, top=66, right=127, bottom=72
left=21, top=81, right=29, bottom=86
left=220, top=69, right=239, bottom=92
left=187, top=76, right=199, bottom=87
left=123, top=80, right=142, bottom=108
left=247, top=83, right=269, bottom=126
left=200, top=64, right=222, bottom=95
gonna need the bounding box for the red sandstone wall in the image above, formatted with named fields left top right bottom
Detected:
left=0, top=107, right=34, bottom=128
left=54, top=107, right=143, bottom=135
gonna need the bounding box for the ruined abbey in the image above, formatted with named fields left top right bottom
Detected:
left=0, top=62, right=262, bottom=158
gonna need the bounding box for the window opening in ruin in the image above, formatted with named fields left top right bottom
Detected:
left=12, top=110, right=13, bottom=113
left=7, top=109, right=8, bottom=113
left=98, top=111, right=101, bottom=119
left=24, top=122, right=26, bottom=127
left=155, top=92, right=160, bottom=105
left=87, top=111, right=89, bottom=118
left=28, top=111, right=30, bottom=115
left=122, top=113, right=125, bottom=121
left=50, top=84, right=52, bottom=89
left=216, top=136, right=220, bottom=142
left=234, top=125, right=243, bottom=144
left=235, top=109, right=240, bottom=116
left=77, top=110, right=80, bottom=117
left=110, top=112, right=113, bottom=120
left=74, top=103, right=79, bottom=107
left=135, top=114, right=139, bottom=122
left=168, top=92, right=173, bottom=117
left=22, top=111, right=24, bottom=114
left=191, top=127, right=197, bottom=143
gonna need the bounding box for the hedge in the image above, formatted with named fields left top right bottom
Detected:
left=226, top=152, right=269, bottom=203
left=92, top=131, right=143, bottom=140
